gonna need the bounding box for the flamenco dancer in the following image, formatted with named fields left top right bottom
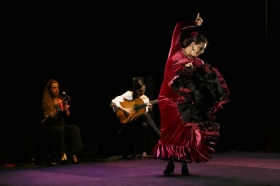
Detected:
left=151, top=13, right=230, bottom=175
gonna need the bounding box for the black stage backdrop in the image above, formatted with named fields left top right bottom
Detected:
left=1, top=0, right=279, bottom=163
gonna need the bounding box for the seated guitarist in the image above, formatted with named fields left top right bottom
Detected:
left=111, top=78, right=161, bottom=158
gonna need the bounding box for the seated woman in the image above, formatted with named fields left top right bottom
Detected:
left=42, top=79, right=83, bottom=164
left=111, top=78, right=161, bottom=158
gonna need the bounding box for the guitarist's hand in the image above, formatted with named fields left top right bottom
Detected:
left=123, top=108, right=132, bottom=116
left=147, top=103, right=153, bottom=112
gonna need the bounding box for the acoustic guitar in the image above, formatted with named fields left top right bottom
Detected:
left=115, top=98, right=158, bottom=124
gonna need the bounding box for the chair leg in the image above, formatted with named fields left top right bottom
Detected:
left=130, top=131, right=141, bottom=160
left=131, top=141, right=137, bottom=159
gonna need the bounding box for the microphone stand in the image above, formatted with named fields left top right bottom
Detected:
left=41, top=95, right=71, bottom=124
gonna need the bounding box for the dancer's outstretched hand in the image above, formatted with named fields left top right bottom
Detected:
left=195, top=13, right=203, bottom=26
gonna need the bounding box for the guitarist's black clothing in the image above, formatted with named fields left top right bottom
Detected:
left=119, top=112, right=160, bottom=156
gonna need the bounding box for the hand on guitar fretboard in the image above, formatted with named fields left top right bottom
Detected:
left=133, top=104, right=147, bottom=111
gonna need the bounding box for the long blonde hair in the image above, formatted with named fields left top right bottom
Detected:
left=42, top=79, right=59, bottom=117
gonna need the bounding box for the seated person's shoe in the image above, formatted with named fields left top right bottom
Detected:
left=142, top=152, right=147, bottom=157
left=163, top=163, right=175, bottom=175
left=49, top=162, right=59, bottom=166
left=72, top=156, right=80, bottom=164
left=141, top=152, right=152, bottom=159
left=60, top=153, right=68, bottom=165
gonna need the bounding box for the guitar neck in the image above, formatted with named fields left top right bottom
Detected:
left=134, top=99, right=158, bottom=111
left=149, top=100, right=158, bottom=104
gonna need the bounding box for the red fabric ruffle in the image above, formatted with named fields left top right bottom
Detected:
left=152, top=128, right=219, bottom=163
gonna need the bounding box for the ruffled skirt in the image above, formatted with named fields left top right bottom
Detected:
left=152, top=66, right=229, bottom=163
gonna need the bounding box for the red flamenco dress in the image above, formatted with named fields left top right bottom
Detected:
left=151, top=21, right=230, bottom=163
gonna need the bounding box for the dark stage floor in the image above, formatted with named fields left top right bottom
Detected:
left=0, top=151, right=280, bottom=186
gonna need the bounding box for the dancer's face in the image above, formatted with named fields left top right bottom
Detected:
left=191, top=42, right=206, bottom=57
